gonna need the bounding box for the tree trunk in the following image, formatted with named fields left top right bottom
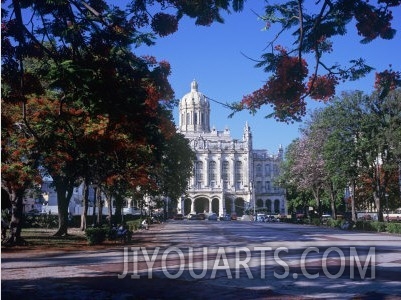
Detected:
left=106, top=195, right=112, bottom=227
left=312, top=187, right=322, bottom=218
left=7, top=188, right=25, bottom=245
left=80, top=182, right=89, bottom=231
left=351, top=181, right=357, bottom=222
left=96, top=189, right=103, bottom=225
left=54, top=179, right=74, bottom=236
left=373, top=192, right=383, bottom=222
left=114, top=194, right=123, bottom=225
left=329, top=183, right=337, bottom=220
left=92, top=186, right=97, bottom=225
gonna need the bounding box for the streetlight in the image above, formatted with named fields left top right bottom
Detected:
left=385, top=193, right=389, bottom=222
left=250, top=181, right=255, bottom=218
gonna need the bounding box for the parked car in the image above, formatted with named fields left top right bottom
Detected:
left=219, top=214, right=231, bottom=221
left=197, top=213, right=206, bottom=220
left=256, top=213, right=266, bottom=222
left=187, top=214, right=199, bottom=220
left=207, top=213, right=218, bottom=221
left=174, top=214, right=184, bottom=220
left=266, top=215, right=279, bottom=222
left=239, top=215, right=253, bottom=221
left=230, top=213, right=237, bottom=220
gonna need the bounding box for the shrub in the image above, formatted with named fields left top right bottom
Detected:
left=311, top=218, right=321, bottom=226
left=355, top=220, right=373, bottom=231
left=326, top=218, right=342, bottom=228
left=126, top=219, right=142, bottom=231
left=387, top=223, right=401, bottom=234
left=24, top=214, right=59, bottom=228
left=85, top=227, right=107, bottom=245
left=371, top=221, right=387, bottom=232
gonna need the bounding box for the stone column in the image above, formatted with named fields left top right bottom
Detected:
left=191, top=199, right=195, bottom=214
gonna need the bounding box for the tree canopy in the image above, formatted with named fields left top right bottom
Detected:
left=3, top=0, right=231, bottom=238
left=231, top=0, right=401, bottom=122
left=279, top=89, right=401, bottom=221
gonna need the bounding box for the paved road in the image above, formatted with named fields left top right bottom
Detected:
left=2, top=221, right=401, bottom=299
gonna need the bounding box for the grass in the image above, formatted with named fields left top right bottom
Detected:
left=2, top=227, right=123, bottom=252
left=22, top=227, right=87, bottom=247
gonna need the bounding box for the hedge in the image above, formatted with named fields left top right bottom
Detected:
left=85, top=227, right=107, bottom=245
left=387, top=223, right=401, bottom=234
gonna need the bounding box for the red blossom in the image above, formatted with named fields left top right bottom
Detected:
left=374, top=69, right=401, bottom=91
left=355, top=6, right=393, bottom=40
left=307, top=74, right=337, bottom=102
left=241, top=50, right=308, bottom=122
left=151, top=13, right=178, bottom=37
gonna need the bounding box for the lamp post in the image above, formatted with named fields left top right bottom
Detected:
left=250, top=181, right=255, bottom=219
left=385, top=193, right=389, bottom=222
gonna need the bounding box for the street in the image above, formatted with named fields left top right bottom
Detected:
left=2, top=220, right=401, bottom=299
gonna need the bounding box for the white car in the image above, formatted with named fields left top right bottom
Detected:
left=256, top=214, right=266, bottom=222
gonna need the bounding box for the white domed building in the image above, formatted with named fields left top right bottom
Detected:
left=176, top=80, right=287, bottom=218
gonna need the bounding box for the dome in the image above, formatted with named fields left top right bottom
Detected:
left=179, top=80, right=211, bottom=133
left=180, top=80, right=209, bottom=108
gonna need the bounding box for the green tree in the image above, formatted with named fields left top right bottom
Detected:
left=2, top=1, right=243, bottom=237
left=320, top=92, right=367, bottom=221
left=1, top=102, right=41, bottom=244
left=157, top=130, right=196, bottom=218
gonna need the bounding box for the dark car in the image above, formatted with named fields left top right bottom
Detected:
left=219, top=214, right=231, bottom=221
left=174, top=214, right=184, bottom=220
left=187, top=214, right=199, bottom=220
left=197, top=213, right=206, bottom=220
left=207, top=213, right=218, bottom=221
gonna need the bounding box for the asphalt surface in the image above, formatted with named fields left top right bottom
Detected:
left=2, top=221, right=401, bottom=299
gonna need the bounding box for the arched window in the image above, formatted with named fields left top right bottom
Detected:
left=274, top=199, right=280, bottom=213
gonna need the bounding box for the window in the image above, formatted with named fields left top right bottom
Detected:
left=196, top=161, right=203, bottom=187
left=256, top=181, right=262, bottom=193
left=222, top=161, right=229, bottom=181
left=235, top=161, right=243, bottom=182
left=222, top=161, right=229, bottom=189
left=236, top=181, right=242, bottom=189
left=266, top=181, right=271, bottom=191
left=209, top=160, right=217, bottom=185
left=256, top=164, right=262, bottom=176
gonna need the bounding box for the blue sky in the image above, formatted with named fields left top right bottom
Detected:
left=135, top=2, right=400, bottom=153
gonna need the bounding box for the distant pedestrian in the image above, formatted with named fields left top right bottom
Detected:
left=141, top=219, right=149, bottom=230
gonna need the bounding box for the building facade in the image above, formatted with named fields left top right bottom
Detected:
left=176, top=80, right=287, bottom=217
